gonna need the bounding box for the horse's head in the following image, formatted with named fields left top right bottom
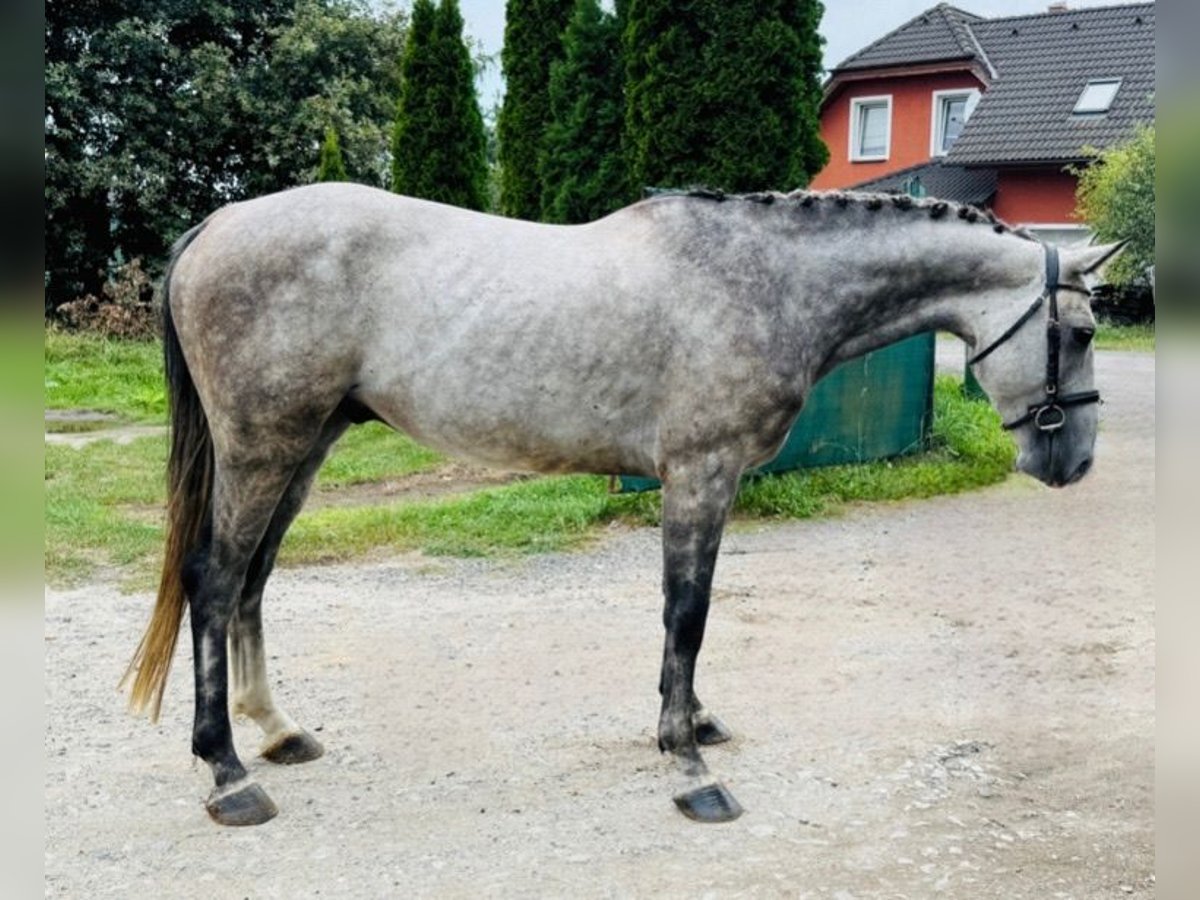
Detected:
left=969, top=240, right=1125, bottom=488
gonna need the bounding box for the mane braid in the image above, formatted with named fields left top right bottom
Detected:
left=663, top=187, right=1034, bottom=242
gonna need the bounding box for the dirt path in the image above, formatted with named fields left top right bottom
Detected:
left=45, top=350, right=1154, bottom=899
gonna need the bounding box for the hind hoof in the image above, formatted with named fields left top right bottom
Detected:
left=694, top=711, right=733, bottom=746
left=674, top=781, right=744, bottom=823
left=262, top=730, right=325, bottom=765
left=206, top=781, right=278, bottom=826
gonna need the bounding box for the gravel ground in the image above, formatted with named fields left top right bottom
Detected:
left=45, top=347, right=1154, bottom=899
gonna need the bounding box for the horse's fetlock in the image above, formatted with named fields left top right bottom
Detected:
left=658, top=709, right=695, bottom=755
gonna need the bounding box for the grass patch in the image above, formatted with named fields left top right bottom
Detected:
left=45, top=435, right=169, bottom=586
left=44, top=338, right=1014, bottom=584
left=44, top=329, right=166, bottom=422
left=317, top=422, right=444, bottom=488
left=283, top=475, right=660, bottom=563
left=1094, top=320, right=1154, bottom=352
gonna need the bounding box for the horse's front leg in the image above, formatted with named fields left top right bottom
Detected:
left=658, top=460, right=743, bottom=822
left=657, top=657, right=734, bottom=746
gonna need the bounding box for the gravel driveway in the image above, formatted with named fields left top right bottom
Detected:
left=45, top=347, right=1154, bottom=899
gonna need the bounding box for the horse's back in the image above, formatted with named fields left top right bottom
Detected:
left=168, top=185, right=677, bottom=474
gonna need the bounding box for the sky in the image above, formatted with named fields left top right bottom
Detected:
left=456, top=0, right=1143, bottom=114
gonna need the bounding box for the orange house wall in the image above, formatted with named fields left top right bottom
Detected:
left=811, top=72, right=986, bottom=190
left=991, top=167, right=1081, bottom=225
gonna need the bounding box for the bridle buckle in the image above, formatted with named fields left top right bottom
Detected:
left=1033, top=404, right=1066, bottom=432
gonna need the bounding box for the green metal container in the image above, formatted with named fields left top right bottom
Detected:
left=618, top=332, right=936, bottom=492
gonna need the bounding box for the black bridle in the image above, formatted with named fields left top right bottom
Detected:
left=968, top=245, right=1100, bottom=432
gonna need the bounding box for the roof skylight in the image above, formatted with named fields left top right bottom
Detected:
left=1074, top=79, right=1122, bottom=114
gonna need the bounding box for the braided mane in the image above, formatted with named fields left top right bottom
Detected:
left=650, top=187, right=1036, bottom=241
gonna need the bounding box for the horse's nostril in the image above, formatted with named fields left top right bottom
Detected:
left=1067, top=457, right=1093, bottom=484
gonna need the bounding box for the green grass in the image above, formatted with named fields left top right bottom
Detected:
left=317, top=422, right=444, bottom=488
left=45, top=435, right=169, bottom=585
left=44, top=329, right=166, bottom=422
left=43, top=328, right=1017, bottom=585
left=1094, top=320, right=1155, bottom=352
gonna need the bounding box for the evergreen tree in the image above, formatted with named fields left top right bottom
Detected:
left=787, top=0, right=831, bottom=182
left=538, top=0, right=630, bottom=223
left=392, top=0, right=488, bottom=209
left=497, top=0, right=575, bottom=219
left=623, top=0, right=829, bottom=193
left=431, top=0, right=489, bottom=209
left=317, top=126, right=349, bottom=181
left=392, top=0, right=439, bottom=197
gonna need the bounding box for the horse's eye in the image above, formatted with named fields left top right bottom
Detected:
left=1071, top=326, right=1095, bottom=347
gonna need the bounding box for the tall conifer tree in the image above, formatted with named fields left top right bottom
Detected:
left=538, top=0, right=630, bottom=223
left=392, top=0, right=438, bottom=197
left=623, top=0, right=829, bottom=193
left=392, top=0, right=488, bottom=209
left=317, top=126, right=349, bottom=182
left=497, top=0, right=575, bottom=219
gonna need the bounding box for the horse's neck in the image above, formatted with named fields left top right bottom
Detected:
left=804, top=226, right=1039, bottom=372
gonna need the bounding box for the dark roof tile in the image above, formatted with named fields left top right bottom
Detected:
left=834, top=4, right=983, bottom=71
left=849, top=159, right=997, bottom=207
left=947, top=3, right=1155, bottom=164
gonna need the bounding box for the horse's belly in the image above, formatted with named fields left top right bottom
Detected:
left=359, top=387, right=658, bottom=477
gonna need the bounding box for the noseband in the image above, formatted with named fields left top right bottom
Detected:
left=968, top=245, right=1099, bottom=432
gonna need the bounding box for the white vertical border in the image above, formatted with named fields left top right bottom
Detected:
left=849, top=94, right=892, bottom=161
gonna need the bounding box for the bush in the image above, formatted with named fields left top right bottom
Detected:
left=1074, top=126, right=1155, bottom=288
left=56, top=259, right=159, bottom=341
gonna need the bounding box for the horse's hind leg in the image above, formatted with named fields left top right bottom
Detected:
left=657, top=459, right=743, bottom=822
left=229, top=416, right=350, bottom=764
left=188, top=454, right=307, bottom=826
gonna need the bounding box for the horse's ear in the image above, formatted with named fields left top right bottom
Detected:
left=1066, top=240, right=1128, bottom=277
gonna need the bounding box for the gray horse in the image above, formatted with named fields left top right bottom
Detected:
left=123, top=184, right=1122, bottom=826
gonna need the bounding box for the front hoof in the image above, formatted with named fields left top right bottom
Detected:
left=262, top=730, right=324, bottom=765
left=693, top=711, right=733, bottom=746
left=674, top=780, right=744, bottom=823
left=206, top=781, right=278, bottom=826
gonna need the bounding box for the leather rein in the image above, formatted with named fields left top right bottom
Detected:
left=968, top=245, right=1099, bottom=432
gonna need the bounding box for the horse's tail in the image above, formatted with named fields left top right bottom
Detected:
left=122, top=221, right=213, bottom=721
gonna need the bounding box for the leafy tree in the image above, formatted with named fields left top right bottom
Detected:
left=317, top=126, right=349, bottom=181
left=244, top=0, right=408, bottom=194
left=497, top=0, right=575, bottom=219
left=44, top=0, right=406, bottom=313
left=392, top=0, right=488, bottom=209
left=538, top=0, right=630, bottom=223
left=1074, top=125, right=1155, bottom=287
left=623, top=0, right=829, bottom=193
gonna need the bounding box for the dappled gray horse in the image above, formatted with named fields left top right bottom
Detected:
left=124, top=184, right=1122, bottom=826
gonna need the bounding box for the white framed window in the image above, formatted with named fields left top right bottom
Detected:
left=849, top=96, right=892, bottom=161
left=1073, top=78, right=1122, bottom=114
left=930, top=89, right=980, bottom=156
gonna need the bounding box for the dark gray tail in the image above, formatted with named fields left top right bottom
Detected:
left=122, top=222, right=213, bottom=721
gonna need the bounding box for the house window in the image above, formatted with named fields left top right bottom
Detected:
left=1073, top=79, right=1122, bottom=114
left=850, top=96, right=891, bottom=161
left=931, top=89, right=980, bottom=156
